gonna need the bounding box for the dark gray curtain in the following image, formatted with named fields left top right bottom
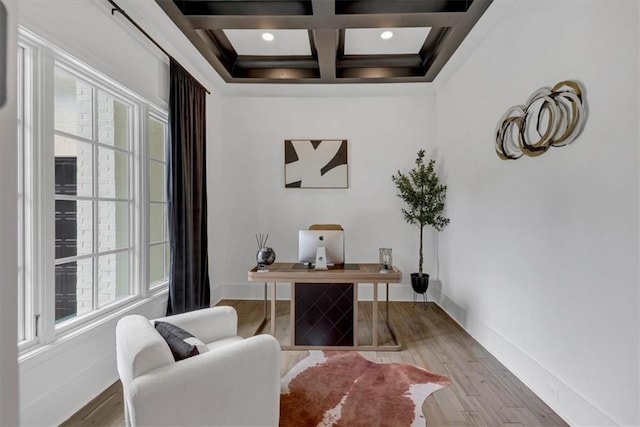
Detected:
left=166, top=58, right=210, bottom=315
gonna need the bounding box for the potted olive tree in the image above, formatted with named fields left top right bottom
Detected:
left=392, top=149, right=449, bottom=296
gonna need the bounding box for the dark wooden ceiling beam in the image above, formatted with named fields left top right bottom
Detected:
left=234, top=56, right=317, bottom=69
left=418, top=27, right=450, bottom=73
left=186, top=12, right=464, bottom=30
left=176, top=0, right=312, bottom=16
left=233, top=68, right=320, bottom=79
left=172, top=0, right=471, bottom=16
left=337, top=67, right=425, bottom=79
left=311, top=0, right=337, bottom=80
left=313, top=30, right=338, bottom=80
left=338, top=54, right=423, bottom=69
left=200, top=29, right=237, bottom=71
left=229, top=74, right=428, bottom=84
left=335, top=0, right=471, bottom=14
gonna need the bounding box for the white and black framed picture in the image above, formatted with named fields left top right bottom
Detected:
left=284, top=139, right=348, bottom=188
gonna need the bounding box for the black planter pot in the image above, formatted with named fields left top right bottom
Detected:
left=410, top=273, right=429, bottom=294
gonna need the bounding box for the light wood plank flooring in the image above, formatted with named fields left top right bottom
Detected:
left=62, top=300, right=568, bottom=426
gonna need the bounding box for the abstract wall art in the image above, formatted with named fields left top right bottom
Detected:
left=495, top=80, right=587, bottom=160
left=284, top=139, right=348, bottom=188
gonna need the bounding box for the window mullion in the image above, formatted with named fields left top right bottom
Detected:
left=139, top=104, right=149, bottom=298
left=92, top=86, right=99, bottom=313
left=40, top=46, right=57, bottom=345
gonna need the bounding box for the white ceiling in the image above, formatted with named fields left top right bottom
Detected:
left=223, top=29, right=311, bottom=56
left=344, top=27, right=432, bottom=55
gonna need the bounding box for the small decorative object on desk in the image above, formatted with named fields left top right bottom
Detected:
left=256, top=233, right=276, bottom=272
left=379, top=248, right=392, bottom=273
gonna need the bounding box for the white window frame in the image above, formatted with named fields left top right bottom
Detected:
left=18, top=28, right=169, bottom=355
left=147, top=109, right=169, bottom=292
left=17, top=36, right=43, bottom=353
left=17, top=42, right=30, bottom=345
left=52, top=60, right=138, bottom=330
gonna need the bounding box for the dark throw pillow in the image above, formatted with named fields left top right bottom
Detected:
left=154, top=321, right=209, bottom=361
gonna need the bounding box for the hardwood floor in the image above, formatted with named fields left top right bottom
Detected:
left=62, top=300, right=568, bottom=426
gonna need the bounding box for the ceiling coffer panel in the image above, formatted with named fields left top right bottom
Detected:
left=155, top=0, right=493, bottom=84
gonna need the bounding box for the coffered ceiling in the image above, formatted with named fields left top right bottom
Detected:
left=155, top=0, right=493, bottom=84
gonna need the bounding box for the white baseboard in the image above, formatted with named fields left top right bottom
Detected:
left=427, top=282, right=616, bottom=426
left=210, top=282, right=223, bottom=305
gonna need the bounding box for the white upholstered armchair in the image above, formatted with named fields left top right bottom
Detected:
left=115, top=306, right=281, bottom=426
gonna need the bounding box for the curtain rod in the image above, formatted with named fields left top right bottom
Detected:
left=106, top=0, right=212, bottom=95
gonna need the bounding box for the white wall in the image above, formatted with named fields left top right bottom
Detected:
left=211, top=94, right=440, bottom=300
left=17, top=0, right=221, bottom=424
left=0, top=0, right=19, bottom=424
left=435, top=1, right=639, bottom=425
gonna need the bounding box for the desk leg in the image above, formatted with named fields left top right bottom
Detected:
left=353, top=283, right=358, bottom=347
left=373, top=282, right=378, bottom=347
left=386, top=282, right=389, bottom=323
left=264, top=281, right=268, bottom=321
left=252, top=282, right=269, bottom=336
left=270, top=282, right=276, bottom=337
left=386, top=282, right=400, bottom=348
left=290, top=283, right=295, bottom=346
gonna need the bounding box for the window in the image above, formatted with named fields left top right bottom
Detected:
left=18, top=29, right=169, bottom=349
left=53, top=66, right=135, bottom=323
left=148, top=115, right=169, bottom=288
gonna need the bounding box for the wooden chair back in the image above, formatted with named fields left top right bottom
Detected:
left=308, top=224, right=343, bottom=231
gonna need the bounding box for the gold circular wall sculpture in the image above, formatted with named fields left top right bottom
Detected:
left=495, top=80, right=587, bottom=160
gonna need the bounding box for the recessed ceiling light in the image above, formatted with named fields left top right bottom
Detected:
left=262, top=32, right=275, bottom=41
left=380, top=31, right=393, bottom=40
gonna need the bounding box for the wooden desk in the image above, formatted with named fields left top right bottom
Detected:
left=248, top=263, right=403, bottom=351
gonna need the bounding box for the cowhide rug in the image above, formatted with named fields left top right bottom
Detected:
left=280, top=351, right=451, bottom=427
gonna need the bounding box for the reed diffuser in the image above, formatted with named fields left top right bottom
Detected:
left=255, top=233, right=276, bottom=272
